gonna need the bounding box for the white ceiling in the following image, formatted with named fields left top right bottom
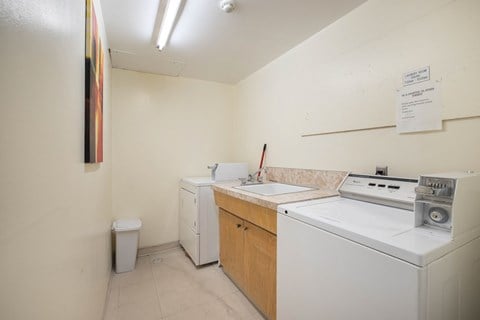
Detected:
left=100, top=0, right=366, bottom=84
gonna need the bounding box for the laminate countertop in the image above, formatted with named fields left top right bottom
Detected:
left=212, top=180, right=339, bottom=211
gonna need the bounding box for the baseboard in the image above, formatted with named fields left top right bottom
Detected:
left=138, top=241, right=180, bottom=256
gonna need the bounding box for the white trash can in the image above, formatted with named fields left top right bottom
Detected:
left=112, top=218, right=142, bottom=273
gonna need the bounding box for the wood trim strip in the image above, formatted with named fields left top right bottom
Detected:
left=301, top=114, right=480, bottom=137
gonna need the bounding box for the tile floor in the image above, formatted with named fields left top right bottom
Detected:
left=104, top=247, right=264, bottom=320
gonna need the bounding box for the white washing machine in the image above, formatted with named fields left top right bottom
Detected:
left=277, top=172, right=480, bottom=320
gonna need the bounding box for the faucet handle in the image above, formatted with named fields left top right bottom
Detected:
left=207, top=163, right=218, bottom=170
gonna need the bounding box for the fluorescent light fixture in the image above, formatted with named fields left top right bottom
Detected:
left=156, top=0, right=182, bottom=51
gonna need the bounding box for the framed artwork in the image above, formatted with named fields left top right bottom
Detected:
left=85, top=0, right=104, bottom=163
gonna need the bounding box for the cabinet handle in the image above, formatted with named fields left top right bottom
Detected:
left=236, top=223, right=242, bottom=228
left=244, top=226, right=248, bottom=231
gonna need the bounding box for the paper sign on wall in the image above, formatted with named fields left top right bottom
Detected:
left=403, top=66, right=430, bottom=86
left=396, top=80, right=442, bottom=133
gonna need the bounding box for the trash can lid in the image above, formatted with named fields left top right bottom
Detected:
left=112, top=218, right=142, bottom=232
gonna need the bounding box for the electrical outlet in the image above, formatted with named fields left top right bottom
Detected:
left=375, top=166, right=388, bottom=176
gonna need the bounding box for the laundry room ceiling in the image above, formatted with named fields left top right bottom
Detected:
left=100, top=0, right=366, bottom=84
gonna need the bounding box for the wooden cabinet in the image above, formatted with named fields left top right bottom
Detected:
left=219, top=209, right=245, bottom=288
left=243, top=221, right=277, bottom=320
left=215, top=191, right=276, bottom=234
left=215, top=192, right=277, bottom=320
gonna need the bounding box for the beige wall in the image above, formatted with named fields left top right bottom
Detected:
left=0, top=1, right=112, bottom=319
left=233, top=0, right=480, bottom=177
left=112, top=69, right=235, bottom=247
left=7, top=0, right=480, bottom=318
left=111, top=0, right=480, bottom=251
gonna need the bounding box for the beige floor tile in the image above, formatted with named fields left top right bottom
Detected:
left=103, top=301, right=118, bottom=320
left=103, top=304, right=117, bottom=320
left=111, top=256, right=154, bottom=289
left=151, top=248, right=191, bottom=264
left=250, top=310, right=266, bottom=320
left=229, top=291, right=264, bottom=317
left=153, top=266, right=198, bottom=294
left=104, top=247, right=263, bottom=320
left=203, top=291, right=257, bottom=320
left=103, top=281, right=119, bottom=320
left=108, top=274, right=121, bottom=293
left=159, top=255, right=197, bottom=276
left=117, top=299, right=162, bottom=320
left=195, top=267, right=239, bottom=298
left=149, top=247, right=184, bottom=258
left=157, top=283, right=218, bottom=317
left=162, top=304, right=207, bottom=320
left=119, top=280, right=158, bottom=306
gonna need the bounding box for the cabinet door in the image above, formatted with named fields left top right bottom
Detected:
left=219, top=209, right=245, bottom=289
left=243, top=221, right=277, bottom=320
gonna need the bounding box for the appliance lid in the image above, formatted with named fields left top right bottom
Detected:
left=278, top=197, right=452, bottom=267
left=181, top=177, right=215, bottom=186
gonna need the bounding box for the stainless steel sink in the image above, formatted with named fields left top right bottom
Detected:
left=233, top=183, right=315, bottom=196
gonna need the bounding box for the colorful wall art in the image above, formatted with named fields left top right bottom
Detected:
left=85, top=0, right=104, bottom=163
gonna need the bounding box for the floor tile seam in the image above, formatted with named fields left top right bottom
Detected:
left=155, top=285, right=199, bottom=297
left=103, top=280, right=119, bottom=320
left=142, top=247, right=184, bottom=259
left=163, top=301, right=209, bottom=319
left=156, top=282, right=218, bottom=317
left=116, top=282, right=153, bottom=292
left=159, top=292, right=218, bottom=317
left=241, top=297, right=264, bottom=318
left=116, top=261, right=158, bottom=307
left=110, top=274, right=121, bottom=313
left=147, top=256, right=165, bottom=320
left=117, top=294, right=159, bottom=309
left=220, top=292, right=254, bottom=316
left=224, top=290, right=263, bottom=318
left=201, top=297, right=247, bottom=320
left=147, top=253, right=165, bottom=319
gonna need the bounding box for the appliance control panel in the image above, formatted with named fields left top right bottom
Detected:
left=339, top=174, right=418, bottom=210
left=415, top=175, right=456, bottom=231
left=415, top=177, right=455, bottom=199
left=414, top=171, right=480, bottom=238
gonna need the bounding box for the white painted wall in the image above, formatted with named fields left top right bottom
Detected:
left=112, top=69, right=235, bottom=247
left=0, top=1, right=112, bottom=319
left=233, top=0, right=480, bottom=177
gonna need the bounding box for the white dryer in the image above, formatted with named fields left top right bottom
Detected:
left=277, top=172, right=480, bottom=320
left=179, top=177, right=217, bottom=266
left=179, top=163, right=248, bottom=266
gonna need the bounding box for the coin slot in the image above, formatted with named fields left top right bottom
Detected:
left=428, top=207, right=449, bottom=223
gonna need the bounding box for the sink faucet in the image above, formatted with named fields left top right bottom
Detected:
left=207, top=163, right=218, bottom=180
left=242, top=168, right=267, bottom=185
